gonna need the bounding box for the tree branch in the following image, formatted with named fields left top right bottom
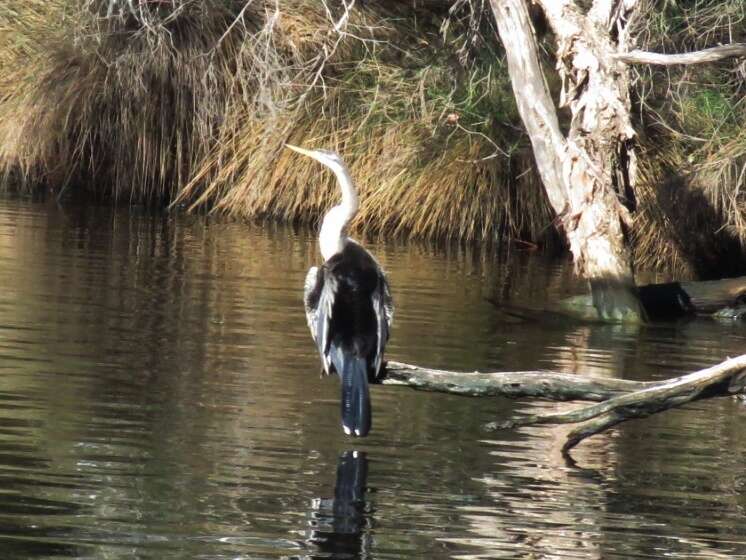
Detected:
left=381, top=360, right=650, bottom=401
left=614, top=43, right=746, bottom=65
left=490, top=354, right=746, bottom=452
left=380, top=355, right=746, bottom=455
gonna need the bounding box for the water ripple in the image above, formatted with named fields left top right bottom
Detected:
left=0, top=195, right=743, bottom=558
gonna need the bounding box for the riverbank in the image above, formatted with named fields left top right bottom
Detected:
left=1, top=1, right=744, bottom=277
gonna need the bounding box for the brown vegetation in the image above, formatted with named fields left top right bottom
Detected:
left=631, top=0, right=746, bottom=276
left=0, top=0, right=554, bottom=245
left=0, top=0, right=745, bottom=275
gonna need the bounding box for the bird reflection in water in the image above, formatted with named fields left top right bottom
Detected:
left=305, top=450, right=372, bottom=558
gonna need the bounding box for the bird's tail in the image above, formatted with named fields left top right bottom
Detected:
left=331, top=348, right=371, bottom=437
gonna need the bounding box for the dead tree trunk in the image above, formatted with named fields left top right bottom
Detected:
left=490, top=0, right=645, bottom=323
left=490, top=2, right=746, bottom=323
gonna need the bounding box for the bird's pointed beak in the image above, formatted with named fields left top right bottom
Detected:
left=285, top=143, right=317, bottom=159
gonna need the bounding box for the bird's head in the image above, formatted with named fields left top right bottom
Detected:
left=285, top=144, right=346, bottom=174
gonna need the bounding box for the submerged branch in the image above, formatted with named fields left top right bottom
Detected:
left=381, top=355, right=746, bottom=455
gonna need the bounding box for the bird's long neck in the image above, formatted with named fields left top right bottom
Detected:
left=319, top=164, right=359, bottom=261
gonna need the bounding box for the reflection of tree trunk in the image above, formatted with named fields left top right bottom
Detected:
left=490, top=0, right=645, bottom=322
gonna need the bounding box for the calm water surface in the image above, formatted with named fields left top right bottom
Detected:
left=0, top=195, right=744, bottom=559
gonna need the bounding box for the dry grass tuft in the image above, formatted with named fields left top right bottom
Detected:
left=0, top=0, right=251, bottom=200
left=0, top=0, right=554, bottom=245
left=173, top=1, right=553, bottom=244
left=3, top=0, right=745, bottom=268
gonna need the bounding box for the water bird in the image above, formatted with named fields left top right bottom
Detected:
left=286, top=144, right=393, bottom=437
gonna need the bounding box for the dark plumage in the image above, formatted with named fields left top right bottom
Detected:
left=304, top=242, right=393, bottom=437
left=286, top=144, right=393, bottom=437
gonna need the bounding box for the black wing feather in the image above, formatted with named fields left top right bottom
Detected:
left=305, top=242, right=394, bottom=378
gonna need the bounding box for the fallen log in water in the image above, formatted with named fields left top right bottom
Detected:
left=380, top=355, right=746, bottom=454
left=559, top=276, right=746, bottom=321
left=381, top=361, right=652, bottom=401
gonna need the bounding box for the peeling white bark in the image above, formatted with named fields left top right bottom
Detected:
left=491, top=0, right=645, bottom=322
left=488, top=0, right=569, bottom=213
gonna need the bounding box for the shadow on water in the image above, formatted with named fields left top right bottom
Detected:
left=304, top=451, right=371, bottom=559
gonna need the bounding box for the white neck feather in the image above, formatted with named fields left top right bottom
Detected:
left=319, top=163, right=358, bottom=261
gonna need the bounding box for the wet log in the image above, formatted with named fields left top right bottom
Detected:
left=491, top=354, right=746, bottom=452
left=560, top=275, right=746, bottom=320
left=381, top=361, right=650, bottom=401
left=678, top=277, right=746, bottom=314
left=381, top=355, right=746, bottom=454
left=639, top=276, right=746, bottom=318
